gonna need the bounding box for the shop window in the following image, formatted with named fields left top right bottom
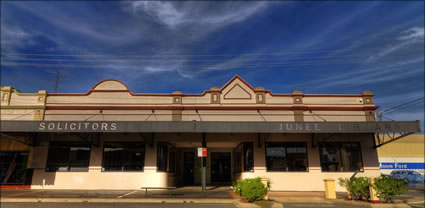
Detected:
left=234, top=151, right=242, bottom=173
left=265, top=142, right=307, bottom=172
left=157, top=142, right=176, bottom=172
left=319, top=142, right=363, bottom=172
left=46, top=142, right=91, bottom=172
left=102, top=142, right=145, bottom=171
left=233, top=142, right=254, bottom=173
left=0, top=152, right=29, bottom=184
left=243, top=143, right=254, bottom=172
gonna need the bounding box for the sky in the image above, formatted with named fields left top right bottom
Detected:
left=1, top=1, right=424, bottom=130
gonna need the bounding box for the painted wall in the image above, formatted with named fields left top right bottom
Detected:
left=377, top=134, right=425, bottom=175
left=27, top=133, right=380, bottom=191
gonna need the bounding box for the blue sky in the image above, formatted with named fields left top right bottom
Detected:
left=1, top=1, right=424, bottom=129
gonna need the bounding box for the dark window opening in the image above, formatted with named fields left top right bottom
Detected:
left=234, top=151, right=242, bottom=173
left=233, top=142, right=254, bottom=173
left=265, top=142, right=307, bottom=172
left=103, top=142, right=145, bottom=171
left=319, top=142, right=363, bottom=172
left=243, top=143, right=254, bottom=172
left=157, top=142, right=175, bottom=172
left=0, top=152, right=29, bottom=184
left=46, top=142, right=90, bottom=172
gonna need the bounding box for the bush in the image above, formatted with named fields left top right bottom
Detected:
left=373, top=175, right=408, bottom=202
left=232, top=179, right=243, bottom=196
left=338, top=177, right=370, bottom=200
left=232, top=177, right=268, bottom=202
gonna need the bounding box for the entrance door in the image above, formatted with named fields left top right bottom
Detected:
left=183, top=152, right=194, bottom=185
left=211, top=152, right=231, bottom=183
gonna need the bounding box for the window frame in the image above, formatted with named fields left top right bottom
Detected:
left=243, top=142, right=254, bottom=172
left=45, top=142, right=91, bottom=172
left=319, top=142, right=364, bottom=172
left=101, top=142, right=146, bottom=172
left=156, top=142, right=176, bottom=173
left=264, top=142, right=308, bottom=172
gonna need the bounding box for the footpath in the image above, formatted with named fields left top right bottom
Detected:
left=0, top=185, right=423, bottom=208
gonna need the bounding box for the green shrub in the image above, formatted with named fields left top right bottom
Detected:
left=372, top=176, right=408, bottom=202
left=232, top=179, right=243, bottom=196
left=338, top=177, right=370, bottom=200
left=232, top=177, right=268, bottom=202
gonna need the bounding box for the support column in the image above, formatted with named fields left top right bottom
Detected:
left=201, top=133, right=206, bottom=191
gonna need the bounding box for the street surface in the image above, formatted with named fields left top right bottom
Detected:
left=0, top=203, right=235, bottom=208
left=282, top=203, right=365, bottom=208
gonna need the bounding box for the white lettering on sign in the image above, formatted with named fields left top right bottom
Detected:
left=38, top=122, right=118, bottom=132
left=198, top=147, right=207, bottom=157
left=278, top=123, right=322, bottom=131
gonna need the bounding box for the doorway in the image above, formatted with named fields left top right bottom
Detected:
left=211, top=152, right=231, bottom=183
left=183, top=152, right=194, bottom=185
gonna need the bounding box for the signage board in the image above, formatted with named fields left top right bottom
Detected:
left=0, top=121, right=421, bottom=133
left=380, top=162, right=425, bottom=170
left=198, top=147, right=207, bottom=157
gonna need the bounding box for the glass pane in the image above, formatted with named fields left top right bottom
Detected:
left=103, top=143, right=125, bottom=171
left=46, top=143, right=70, bottom=172
left=69, top=145, right=90, bottom=172
left=168, top=152, right=175, bottom=173
left=157, top=143, right=168, bottom=172
left=0, top=152, right=28, bottom=184
left=266, top=143, right=286, bottom=171
left=243, top=143, right=254, bottom=172
left=123, top=143, right=145, bottom=171
left=320, top=143, right=341, bottom=172
left=341, top=143, right=362, bottom=171
left=235, top=151, right=242, bottom=173
left=286, top=143, right=307, bottom=171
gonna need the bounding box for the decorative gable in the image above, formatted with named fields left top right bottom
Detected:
left=91, top=79, right=129, bottom=91
left=224, top=84, right=252, bottom=99
left=220, top=75, right=255, bottom=101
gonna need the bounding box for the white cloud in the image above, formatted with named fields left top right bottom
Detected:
left=0, top=24, right=33, bottom=50
left=8, top=2, right=144, bottom=45
left=288, top=57, right=424, bottom=91
left=368, top=26, right=424, bottom=61
left=126, top=1, right=268, bottom=29
left=398, top=27, right=424, bottom=41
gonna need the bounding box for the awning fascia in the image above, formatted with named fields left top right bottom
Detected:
left=0, top=120, right=421, bottom=133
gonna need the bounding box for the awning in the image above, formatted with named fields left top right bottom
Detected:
left=0, top=120, right=421, bottom=133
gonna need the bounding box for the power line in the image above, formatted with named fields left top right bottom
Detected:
left=0, top=53, right=416, bottom=63
left=385, top=101, right=424, bottom=116
left=378, top=97, right=425, bottom=120
left=0, top=47, right=388, bottom=58
left=0, top=58, right=376, bottom=70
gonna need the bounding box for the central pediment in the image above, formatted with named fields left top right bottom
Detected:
left=223, top=83, right=252, bottom=99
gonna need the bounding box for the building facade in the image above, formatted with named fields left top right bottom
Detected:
left=377, top=134, right=425, bottom=178
left=0, top=76, right=421, bottom=191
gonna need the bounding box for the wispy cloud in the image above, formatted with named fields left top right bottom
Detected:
left=288, top=57, right=424, bottom=92
left=0, top=24, right=33, bottom=51
left=124, top=1, right=268, bottom=29
left=368, top=26, right=424, bottom=61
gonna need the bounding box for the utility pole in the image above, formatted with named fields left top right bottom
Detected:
left=54, top=60, right=63, bottom=93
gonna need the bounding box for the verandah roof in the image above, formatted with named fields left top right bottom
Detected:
left=0, top=120, right=421, bottom=133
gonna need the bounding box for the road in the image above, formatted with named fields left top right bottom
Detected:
left=0, top=203, right=235, bottom=208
